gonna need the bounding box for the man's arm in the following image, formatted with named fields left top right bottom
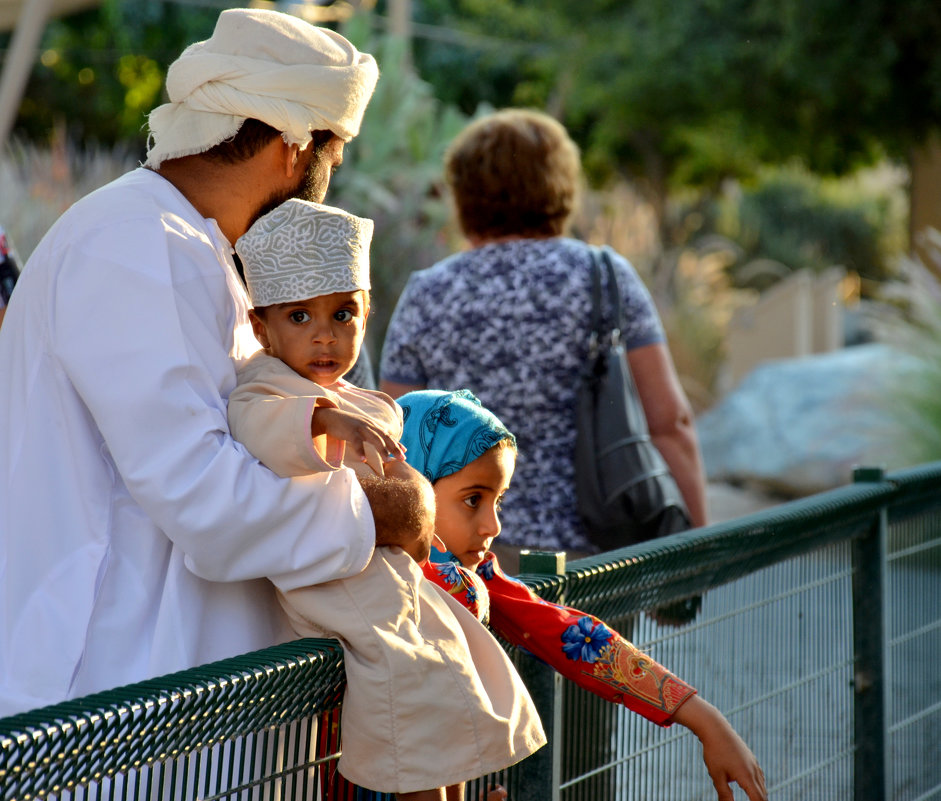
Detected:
left=357, top=459, right=436, bottom=562
left=54, top=216, right=374, bottom=589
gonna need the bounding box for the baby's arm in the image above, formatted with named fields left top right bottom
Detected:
left=228, top=363, right=404, bottom=477
left=229, top=362, right=433, bottom=561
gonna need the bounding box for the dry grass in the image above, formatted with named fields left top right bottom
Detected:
left=1, top=132, right=140, bottom=261
left=862, top=231, right=941, bottom=466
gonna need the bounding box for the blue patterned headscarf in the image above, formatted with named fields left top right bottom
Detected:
left=398, top=390, right=516, bottom=483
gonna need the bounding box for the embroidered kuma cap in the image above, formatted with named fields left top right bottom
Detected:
left=236, top=199, right=374, bottom=307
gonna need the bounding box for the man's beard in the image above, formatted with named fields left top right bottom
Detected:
left=251, top=153, right=328, bottom=225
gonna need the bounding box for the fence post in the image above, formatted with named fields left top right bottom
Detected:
left=515, top=550, right=566, bottom=801
left=851, top=466, right=889, bottom=801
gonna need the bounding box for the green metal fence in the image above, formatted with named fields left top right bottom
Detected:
left=2, top=463, right=940, bottom=801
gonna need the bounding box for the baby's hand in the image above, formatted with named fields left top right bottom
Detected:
left=312, top=407, right=405, bottom=472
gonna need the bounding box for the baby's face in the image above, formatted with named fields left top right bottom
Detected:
left=250, top=290, right=367, bottom=386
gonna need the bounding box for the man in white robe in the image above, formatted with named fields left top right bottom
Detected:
left=0, top=8, right=427, bottom=717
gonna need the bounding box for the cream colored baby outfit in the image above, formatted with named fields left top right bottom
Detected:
left=228, top=352, right=546, bottom=792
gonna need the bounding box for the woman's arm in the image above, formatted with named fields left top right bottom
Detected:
left=626, top=342, right=708, bottom=526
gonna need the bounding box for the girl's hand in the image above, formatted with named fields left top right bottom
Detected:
left=311, top=407, right=405, bottom=472
left=670, top=696, right=768, bottom=801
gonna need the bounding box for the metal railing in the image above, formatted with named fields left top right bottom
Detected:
left=2, top=463, right=940, bottom=801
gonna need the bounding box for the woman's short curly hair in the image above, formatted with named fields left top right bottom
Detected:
left=444, top=108, right=582, bottom=241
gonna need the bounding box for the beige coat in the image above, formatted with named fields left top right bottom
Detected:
left=228, top=352, right=546, bottom=792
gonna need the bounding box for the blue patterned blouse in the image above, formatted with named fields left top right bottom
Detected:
left=380, top=237, right=664, bottom=552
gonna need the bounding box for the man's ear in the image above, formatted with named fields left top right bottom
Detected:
left=248, top=309, right=270, bottom=348
left=283, top=141, right=302, bottom=178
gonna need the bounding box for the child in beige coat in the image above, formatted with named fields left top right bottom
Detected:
left=228, top=199, right=545, bottom=801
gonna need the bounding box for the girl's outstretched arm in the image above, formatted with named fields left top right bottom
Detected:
left=425, top=554, right=696, bottom=722
left=670, top=695, right=768, bottom=801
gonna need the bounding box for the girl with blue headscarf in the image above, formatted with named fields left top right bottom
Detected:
left=399, top=390, right=767, bottom=801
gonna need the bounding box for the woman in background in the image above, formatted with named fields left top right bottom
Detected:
left=380, top=108, right=706, bottom=572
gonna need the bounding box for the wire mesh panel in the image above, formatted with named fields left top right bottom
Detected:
left=546, top=481, right=888, bottom=801
left=552, top=541, right=856, bottom=801
left=885, top=508, right=941, bottom=801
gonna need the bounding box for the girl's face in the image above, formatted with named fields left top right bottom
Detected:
left=432, top=443, right=515, bottom=569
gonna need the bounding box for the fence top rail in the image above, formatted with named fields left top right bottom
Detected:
left=0, top=639, right=344, bottom=800
left=885, top=461, right=941, bottom=520
left=551, top=479, right=896, bottom=614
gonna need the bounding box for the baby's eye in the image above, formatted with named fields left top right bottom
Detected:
left=463, top=494, right=481, bottom=510
left=289, top=310, right=311, bottom=324
left=335, top=309, right=354, bottom=323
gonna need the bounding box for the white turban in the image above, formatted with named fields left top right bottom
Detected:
left=145, top=8, right=379, bottom=168
left=236, top=199, right=373, bottom=308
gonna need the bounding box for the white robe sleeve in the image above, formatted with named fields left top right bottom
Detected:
left=50, top=215, right=374, bottom=591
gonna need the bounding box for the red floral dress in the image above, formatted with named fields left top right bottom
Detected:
left=423, top=552, right=696, bottom=725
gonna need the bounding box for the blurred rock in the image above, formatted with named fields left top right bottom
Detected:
left=706, top=481, right=782, bottom=523
left=696, top=343, right=913, bottom=497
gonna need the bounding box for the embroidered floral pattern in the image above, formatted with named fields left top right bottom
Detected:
left=561, top=617, right=613, bottom=663
left=584, top=637, right=697, bottom=713
left=426, top=560, right=487, bottom=623
left=434, top=561, right=462, bottom=587
left=477, top=559, right=497, bottom=581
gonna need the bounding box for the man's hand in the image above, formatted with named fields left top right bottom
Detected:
left=357, top=460, right=436, bottom=562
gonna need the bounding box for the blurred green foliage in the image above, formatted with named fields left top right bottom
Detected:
left=326, top=18, right=472, bottom=356
left=716, top=167, right=905, bottom=294
left=10, top=0, right=941, bottom=196
left=0, top=0, right=924, bottom=372
left=407, top=0, right=941, bottom=189
left=8, top=0, right=218, bottom=149
left=7, top=0, right=940, bottom=213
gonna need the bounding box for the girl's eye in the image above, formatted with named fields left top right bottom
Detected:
left=495, top=495, right=505, bottom=512
left=289, top=310, right=311, bottom=324
left=335, top=309, right=354, bottom=323
left=463, top=494, right=481, bottom=510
